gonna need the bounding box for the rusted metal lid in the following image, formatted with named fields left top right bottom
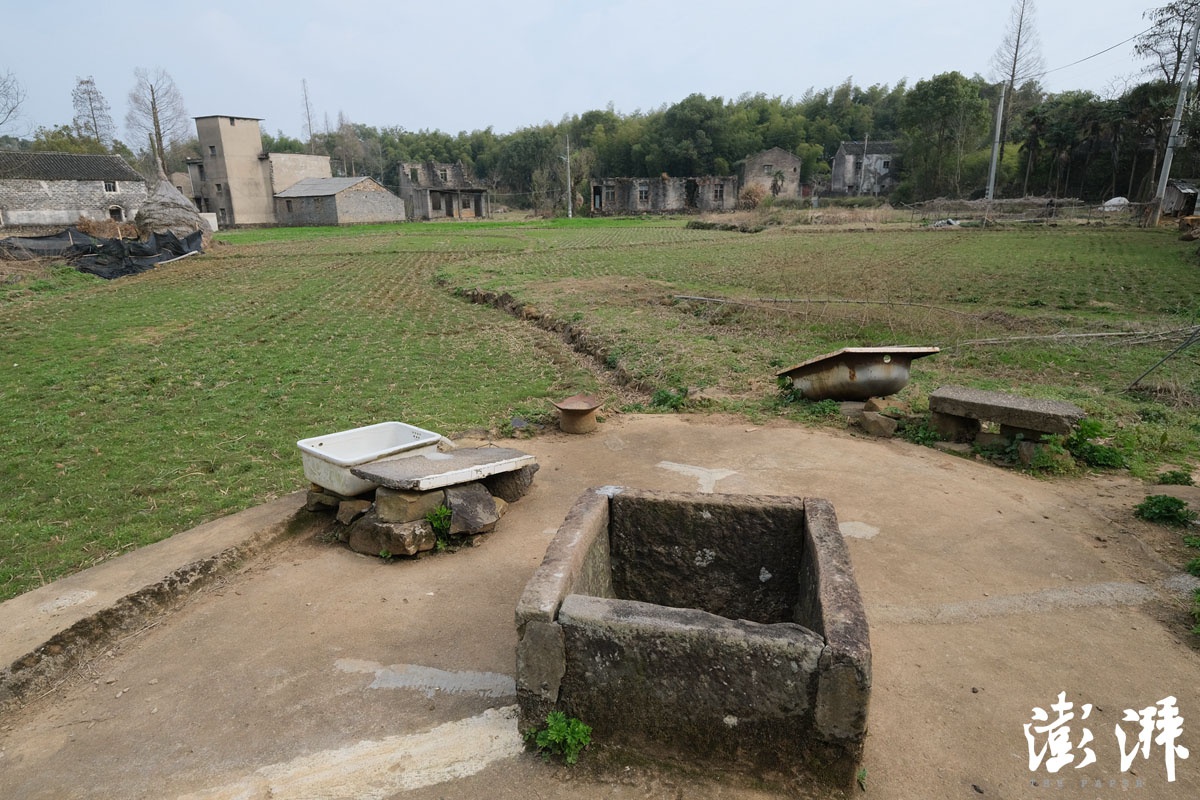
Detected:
left=552, top=393, right=602, bottom=412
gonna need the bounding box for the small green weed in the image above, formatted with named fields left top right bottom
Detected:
left=425, top=505, right=453, bottom=550
left=1133, top=494, right=1197, bottom=527
left=379, top=549, right=392, bottom=560
left=1157, top=469, right=1195, bottom=486
left=1027, top=436, right=1074, bottom=475
left=857, top=766, right=868, bottom=791
left=1193, top=588, right=1200, bottom=636
left=650, top=387, right=688, bottom=412
left=1066, top=420, right=1126, bottom=469
left=528, top=711, right=592, bottom=765
left=898, top=417, right=939, bottom=447
left=775, top=379, right=843, bottom=421
left=1186, top=557, right=1200, bottom=578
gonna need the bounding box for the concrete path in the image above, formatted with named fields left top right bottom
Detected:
left=0, top=414, right=1197, bottom=799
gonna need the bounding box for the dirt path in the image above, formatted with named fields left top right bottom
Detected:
left=0, top=414, right=1196, bottom=799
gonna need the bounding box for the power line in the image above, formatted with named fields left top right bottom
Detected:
left=1034, top=25, right=1157, bottom=81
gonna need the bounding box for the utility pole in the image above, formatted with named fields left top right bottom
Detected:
left=564, top=136, right=573, bottom=218
left=986, top=84, right=1006, bottom=201
left=857, top=134, right=869, bottom=196
left=1149, top=11, right=1200, bottom=227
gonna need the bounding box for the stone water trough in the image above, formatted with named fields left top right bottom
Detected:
left=516, top=487, right=871, bottom=788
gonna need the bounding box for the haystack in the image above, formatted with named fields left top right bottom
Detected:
left=135, top=163, right=213, bottom=249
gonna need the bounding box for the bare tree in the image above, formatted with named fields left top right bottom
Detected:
left=1137, top=1, right=1200, bottom=85
left=332, top=111, right=364, bottom=176
left=990, top=0, right=1046, bottom=166
left=0, top=69, right=25, bottom=133
left=301, top=79, right=316, bottom=154
left=125, top=67, right=190, bottom=170
left=72, top=75, right=115, bottom=147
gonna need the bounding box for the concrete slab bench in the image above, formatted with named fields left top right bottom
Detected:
left=351, top=446, right=536, bottom=492
left=929, top=385, right=1084, bottom=443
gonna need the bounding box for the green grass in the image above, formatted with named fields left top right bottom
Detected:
left=2, top=218, right=1199, bottom=600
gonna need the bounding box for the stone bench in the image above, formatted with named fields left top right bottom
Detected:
left=929, top=385, right=1084, bottom=443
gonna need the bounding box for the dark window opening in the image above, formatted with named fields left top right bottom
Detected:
left=108, top=206, right=124, bottom=221
left=103, top=180, right=117, bottom=192
left=209, top=146, right=217, bottom=156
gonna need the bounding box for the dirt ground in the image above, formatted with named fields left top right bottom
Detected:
left=0, top=413, right=1197, bottom=799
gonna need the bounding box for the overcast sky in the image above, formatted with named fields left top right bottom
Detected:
left=3, top=1, right=1162, bottom=143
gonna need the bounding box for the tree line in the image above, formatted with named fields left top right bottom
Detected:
left=2, top=1, right=1197, bottom=210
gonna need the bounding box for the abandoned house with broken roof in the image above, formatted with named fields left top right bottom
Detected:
left=739, top=147, right=810, bottom=200
left=830, top=140, right=899, bottom=196
left=397, top=161, right=490, bottom=221
left=0, top=151, right=147, bottom=227
left=590, top=175, right=736, bottom=215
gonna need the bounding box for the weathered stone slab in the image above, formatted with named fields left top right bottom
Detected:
left=346, top=513, right=435, bottom=557
left=859, top=411, right=897, bottom=438
left=335, top=499, right=372, bottom=526
left=445, top=482, right=499, bottom=535
left=481, top=463, right=540, bottom=503
left=374, top=487, right=445, bottom=524
left=929, top=386, right=1083, bottom=435
left=305, top=490, right=341, bottom=513
left=351, top=447, right=536, bottom=492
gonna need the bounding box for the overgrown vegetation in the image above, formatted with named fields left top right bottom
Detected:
left=1157, top=468, right=1195, bottom=486
left=650, top=387, right=689, bottom=412
left=425, top=505, right=453, bottom=551
left=1133, top=495, right=1198, bottom=527
left=528, top=711, right=592, bottom=765
left=1065, top=419, right=1126, bottom=469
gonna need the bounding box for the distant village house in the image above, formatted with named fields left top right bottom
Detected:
left=397, top=161, right=490, bottom=221
left=590, top=175, right=735, bottom=215
left=0, top=152, right=147, bottom=227
left=275, top=176, right=406, bottom=226
left=740, top=147, right=809, bottom=200
left=830, top=140, right=898, bottom=196
left=187, top=115, right=405, bottom=227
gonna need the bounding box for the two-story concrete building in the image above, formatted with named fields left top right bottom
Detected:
left=186, top=115, right=405, bottom=227
left=397, top=161, right=489, bottom=221
left=830, top=140, right=899, bottom=196
left=0, top=152, right=147, bottom=227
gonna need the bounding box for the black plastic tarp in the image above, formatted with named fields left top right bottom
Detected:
left=0, top=227, right=204, bottom=279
